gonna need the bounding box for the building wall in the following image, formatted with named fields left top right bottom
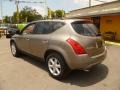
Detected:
left=100, top=14, right=120, bottom=40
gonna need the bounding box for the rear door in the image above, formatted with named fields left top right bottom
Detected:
left=71, top=21, right=105, bottom=57
left=29, top=21, right=51, bottom=58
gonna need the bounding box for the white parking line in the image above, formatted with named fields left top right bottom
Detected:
left=105, top=41, right=120, bottom=46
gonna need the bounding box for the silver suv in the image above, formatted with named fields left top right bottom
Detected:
left=10, top=19, right=107, bottom=79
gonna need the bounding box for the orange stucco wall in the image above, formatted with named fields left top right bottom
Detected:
left=100, top=14, right=120, bottom=40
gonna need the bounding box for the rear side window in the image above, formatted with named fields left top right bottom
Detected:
left=51, top=22, right=65, bottom=31
left=34, top=21, right=65, bottom=34
left=71, top=21, right=98, bottom=36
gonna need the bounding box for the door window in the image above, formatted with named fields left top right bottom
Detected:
left=34, top=21, right=65, bottom=34
left=34, top=22, right=51, bottom=34
left=22, top=24, right=35, bottom=35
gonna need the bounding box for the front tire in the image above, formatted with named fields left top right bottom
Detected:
left=10, top=42, right=20, bottom=57
left=46, top=53, right=71, bottom=80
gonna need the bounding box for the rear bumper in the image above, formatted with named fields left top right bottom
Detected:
left=67, top=48, right=107, bottom=70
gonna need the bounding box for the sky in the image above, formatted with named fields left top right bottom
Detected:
left=0, top=0, right=117, bottom=19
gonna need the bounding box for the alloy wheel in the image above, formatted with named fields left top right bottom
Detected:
left=11, top=43, right=16, bottom=55
left=48, top=57, right=61, bottom=76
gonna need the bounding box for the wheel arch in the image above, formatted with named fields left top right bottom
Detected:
left=44, top=49, right=64, bottom=61
left=10, top=39, right=15, bottom=45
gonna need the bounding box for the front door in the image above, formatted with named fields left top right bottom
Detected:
left=16, top=23, right=35, bottom=53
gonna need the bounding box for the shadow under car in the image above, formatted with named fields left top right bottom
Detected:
left=18, top=54, right=108, bottom=87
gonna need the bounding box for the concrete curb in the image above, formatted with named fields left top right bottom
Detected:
left=105, top=41, right=120, bottom=46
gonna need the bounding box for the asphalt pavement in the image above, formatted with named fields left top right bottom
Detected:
left=0, top=38, right=120, bottom=90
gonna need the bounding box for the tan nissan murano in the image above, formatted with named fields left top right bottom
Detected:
left=10, top=19, right=107, bottom=79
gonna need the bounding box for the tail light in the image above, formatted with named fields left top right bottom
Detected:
left=66, top=38, right=86, bottom=55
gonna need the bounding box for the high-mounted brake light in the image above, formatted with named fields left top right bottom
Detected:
left=66, top=38, right=86, bottom=55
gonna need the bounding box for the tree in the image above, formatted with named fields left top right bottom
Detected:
left=47, top=8, right=65, bottom=19
left=48, top=9, right=56, bottom=19
left=19, top=6, right=42, bottom=23
left=12, top=12, right=18, bottom=23
left=4, top=6, right=43, bottom=24
left=55, top=10, right=65, bottom=19
left=48, top=7, right=52, bottom=19
left=4, top=7, right=66, bottom=23
left=4, top=16, right=11, bottom=23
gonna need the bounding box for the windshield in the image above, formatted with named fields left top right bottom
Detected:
left=71, top=21, right=99, bottom=36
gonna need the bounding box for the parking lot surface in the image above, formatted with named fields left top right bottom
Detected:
left=0, top=38, right=120, bottom=90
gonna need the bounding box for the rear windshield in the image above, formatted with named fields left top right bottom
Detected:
left=71, top=21, right=99, bottom=36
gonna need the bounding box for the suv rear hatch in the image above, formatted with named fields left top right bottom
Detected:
left=71, top=21, right=105, bottom=57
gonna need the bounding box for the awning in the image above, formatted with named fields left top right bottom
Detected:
left=66, top=1, right=120, bottom=18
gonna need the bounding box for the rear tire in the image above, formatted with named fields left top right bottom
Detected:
left=10, top=42, right=20, bottom=57
left=46, top=52, right=71, bottom=80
